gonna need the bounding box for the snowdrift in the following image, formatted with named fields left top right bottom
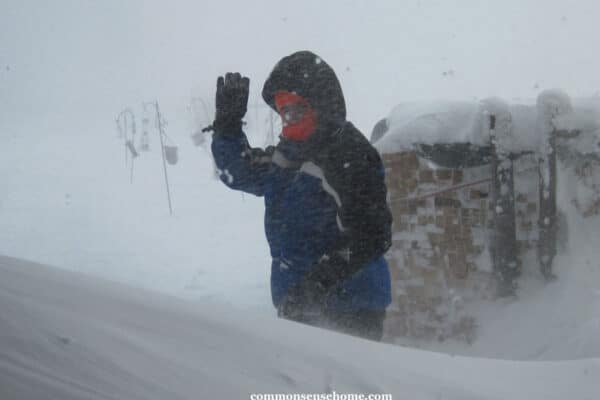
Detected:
left=1, top=255, right=599, bottom=399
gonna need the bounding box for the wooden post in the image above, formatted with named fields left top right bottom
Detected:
left=487, top=110, right=520, bottom=296
left=536, top=91, right=572, bottom=280
left=537, top=129, right=557, bottom=280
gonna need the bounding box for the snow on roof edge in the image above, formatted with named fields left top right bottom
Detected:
left=375, top=91, right=600, bottom=155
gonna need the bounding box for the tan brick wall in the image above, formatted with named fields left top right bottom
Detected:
left=382, top=151, right=541, bottom=342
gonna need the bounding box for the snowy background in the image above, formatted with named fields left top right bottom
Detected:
left=2, top=0, right=600, bottom=397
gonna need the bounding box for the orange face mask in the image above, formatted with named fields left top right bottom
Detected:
left=274, top=91, right=317, bottom=141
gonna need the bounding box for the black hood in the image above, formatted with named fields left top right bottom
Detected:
left=262, top=51, right=347, bottom=128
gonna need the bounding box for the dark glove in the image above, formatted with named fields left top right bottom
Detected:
left=211, top=72, right=250, bottom=137
left=277, top=278, right=328, bottom=322
left=278, top=252, right=353, bottom=321
left=304, top=251, right=350, bottom=288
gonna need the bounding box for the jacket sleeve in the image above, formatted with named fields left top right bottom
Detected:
left=211, top=132, right=273, bottom=196
left=307, top=132, right=393, bottom=288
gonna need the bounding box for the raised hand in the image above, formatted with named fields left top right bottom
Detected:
left=212, top=72, right=250, bottom=135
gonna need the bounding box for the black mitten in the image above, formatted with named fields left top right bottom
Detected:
left=304, top=251, right=350, bottom=289
left=277, top=279, right=328, bottom=322
left=277, top=252, right=351, bottom=321
left=212, top=72, right=250, bottom=137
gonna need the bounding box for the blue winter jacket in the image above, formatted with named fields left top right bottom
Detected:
left=212, top=130, right=392, bottom=311
left=212, top=50, right=392, bottom=311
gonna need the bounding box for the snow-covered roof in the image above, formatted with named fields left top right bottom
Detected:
left=375, top=91, right=600, bottom=155
left=557, top=97, right=600, bottom=155
left=377, top=100, right=484, bottom=151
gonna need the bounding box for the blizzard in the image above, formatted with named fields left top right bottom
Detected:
left=2, top=0, right=600, bottom=398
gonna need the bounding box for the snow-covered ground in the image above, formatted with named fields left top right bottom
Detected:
left=2, top=254, right=599, bottom=399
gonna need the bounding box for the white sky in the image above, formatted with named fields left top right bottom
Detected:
left=2, top=0, right=600, bottom=133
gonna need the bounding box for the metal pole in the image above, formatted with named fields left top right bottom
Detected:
left=116, top=117, right=126, bottom=166
left=124, top=115, right=129, bottom=165
left=130, top=159, right=135, bottom=184
left=116, top=118, right=123, bottom=138
left=117, top=109, right=137, bottom=167
left=154, top=101, right=173, bottom=216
